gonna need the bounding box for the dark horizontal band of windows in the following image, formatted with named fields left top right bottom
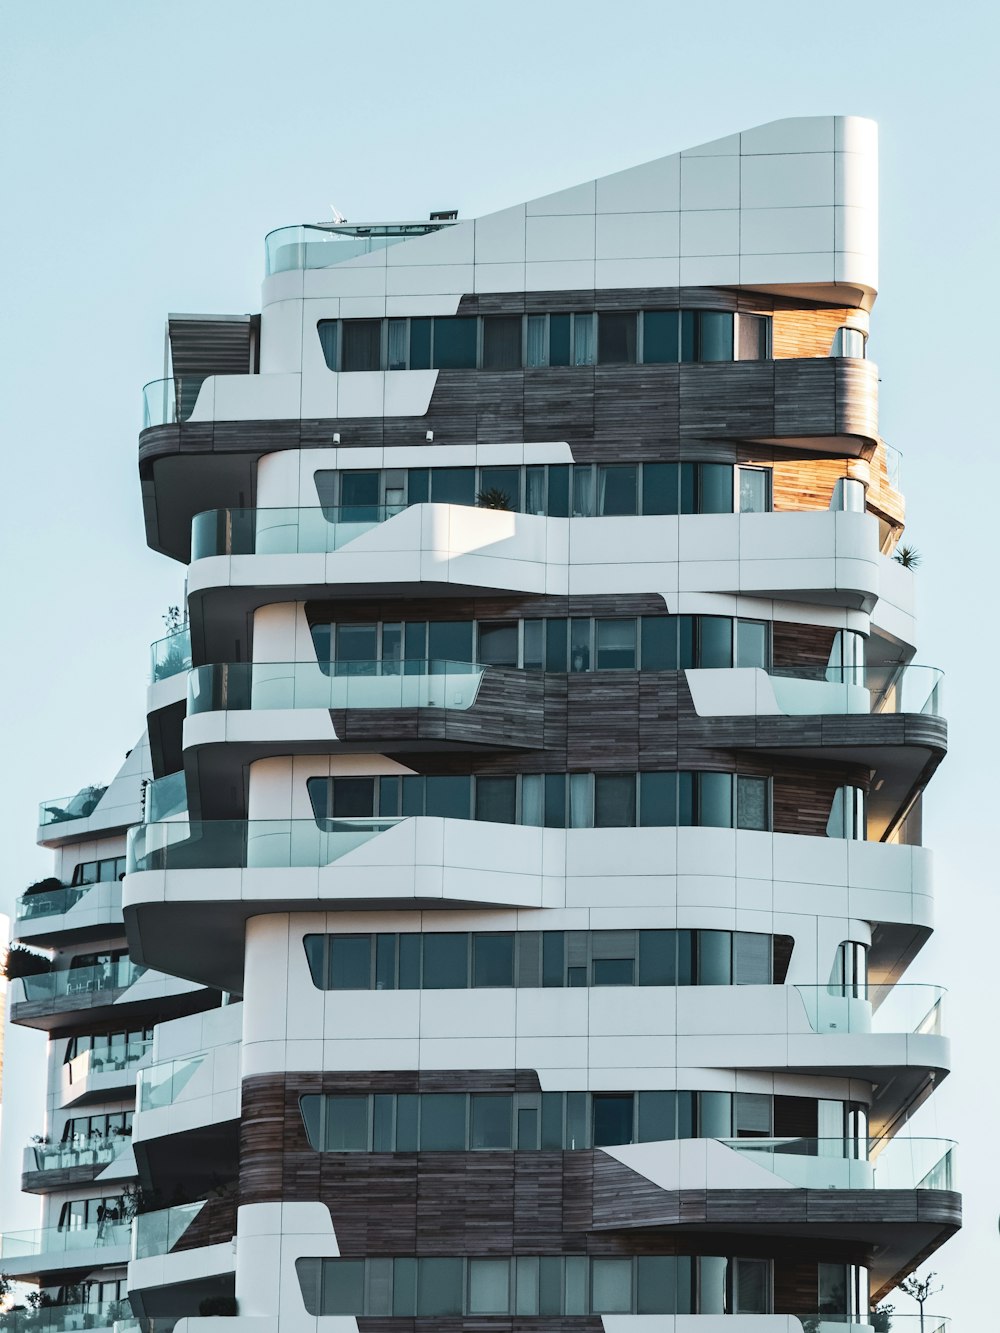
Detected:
left=62, top=1111, right=133, bottom=1143
left=303, top=927, right=789, bottom=992
left=315, top=461, right=770, bottom=519
left=297, top=1253, right=772, bottom=1317
left=298, top=1089, right=857, bottom=1153
left=311, top=614, right=770, bottom=674
left=317, top=309, right=770, bottom=373
left=70, top=855, right=126, bottom=886
left=308, top=771, right=772, bottom=830
left=65, top=1026, right=153, bottom=1062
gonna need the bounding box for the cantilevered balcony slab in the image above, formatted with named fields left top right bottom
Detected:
left=0, top=1223, right=130, bottom=1282
left=15, top=880, right=124, bottom=948
left=140, top=356, right=879, bottom=561
left=123, top=824, right=934, bottom=994
left=10, top=965, right=217, bottom=1034
left=21, top=1136, right=134, bottom=1194
left=59, top=1042, right=152, bottom=1107
left=185, top=507, right=890, bottom=662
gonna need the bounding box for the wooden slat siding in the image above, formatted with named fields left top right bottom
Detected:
left=772, top=622, right=839, bottom=671
left=306, top=593, right=668, bottom=625
left=8, top=985, right=221, bottom=1038
left=774, top=1258, right=821, bottom=1316
left=172, top=1190, right=238, bottom=1251
left=21, top=1164, right=109, bottom=1194
left=770, top=307, right=864, bottom=359
left=138, top=358, right=880, bottom=468
left=329, top=669, right=547, bottom=751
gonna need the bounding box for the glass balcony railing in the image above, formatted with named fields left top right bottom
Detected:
left=66, top=1041, right=152, bottom=1084
left=768, top=663, right=942, bottom=717
left=138, top=1054, right=205, bottom=1111
left=191, top=505, right=404, bottom=559
left=24, top=1133, right=130, bottom=1174
left=720, top=1137, right=955, bottom=1191
left=150, top=628, right=192, bottom=682
left=793, top=1317, right=948, bottom=1333
left=188, top=659, right=485, bottom=714
left=264, top=222, right=451, bottom=276
left=141, top=376, right=210, bottom=429
left=883, top=442, right=902, bottom=491
left=15, top=960, right=147, bottom=1004
left=38, top=786, right=107, bottom=828
left=132, top=1200, right=205, bottom=1258
left=0, top=1300, right=133, bottom=1332
left=145, top=771, right=187, bottom=823
left=16, top=883, right=93, bottom=922
left=795, top=984, right=946, bottom=1037
left=127, top=818, right=399, bottom=873
left=0, top=1222, right=130, bottom=1259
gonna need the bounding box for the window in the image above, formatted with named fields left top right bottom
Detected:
left=738, top=466, right=770, bottom=513
left=473, top=934, right=514, bottom=988
left=432, top=317, right=477, bottom=369
left=330, top=935, right=371, bottom=989
left=482, top=316, right=522, bottom=370
left=469, top=1258, right=510, bottom=1313
left=595, top=618, right=636, bottom=669
left=594, top=774, right=637, bottom=828
left=420, top=1095, right=466, bottom=1149
left=341, top=320, right=381, bottom=372
left=642, top=311, right=680, bottom=364
left=422, top=934, right=468, bottom=988
left=598, top=312, right=637, bottom=364
left=592, top=1094, right=635, bottom=1147
left=475, top=776, right=516, bottom=824
left=597, top=464, right=638, bottom=515
left=737, top=314, right=769, bottom=360
left=736, top=619, right=769, bottom=669
left=470, top=1094, right=512, bottom=1148
left=477, top=621, right=518, bottom=667
left=418, top=1258, right=463, bottom=1314
left=698, top=312, right=734, bottom=362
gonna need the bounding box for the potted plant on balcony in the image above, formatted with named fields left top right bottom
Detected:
left=2, top=943, right=53, bottom=981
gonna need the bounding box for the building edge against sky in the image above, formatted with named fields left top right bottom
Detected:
left=0, top=116, right=959, bottom=1330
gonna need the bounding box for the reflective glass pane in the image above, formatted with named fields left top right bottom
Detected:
left=639, top=771, right=677, bottom=827
left=570, top=619, right=591, bottom=672
left=475, top=776, right=517, bottom=824
left=572, top=465, right=593, bottom=516
left=407, top=468, right=429, bottom=504
left=698, top=616, right=733, bottom=669
left=597, top=465, right=638, bottom=516
left=736, top=775, right=769, bottom=831
left=642, top=310, right=680, bottom=364
left=469, top=1257, right=510, bottom=1313
left=642, top=462, right=679, bottom=515
left=336, top=623, right=378, bottom=662
left=699, top=311, right=734, bottom=361
left=317, top=321, right=338, bottom=369
left=733, top=931, right=772, bottom=985
left=425, top=775, right=470, bottom=820
left=638, top=1255, right=678, bottom=1314
left=547, top=464, right=570, bottom=516
left=323, top=1259, right=365, bottom=1314
left=330, top=936, right=371, bottom=989
left=594, top=774, right=636, bottom=827
left=638, top=1090, right=676, bottom=1142
left=592, top=1094, right=635, bottom=1147
left=483, top=315, right=522, bottom=370
left=478, top=621, right=518, bottom=666
left=428, top=620, right=474, bottom=663
left=417, top=1257, right=464, bottom=1314
left=331, top=777, right=375, bottom=818
left=409, top=320, right=431, bottom=369
left=432, top=317, right=477, bottom=369
left=398, top=936, right=421, bottom=990
left=734, top=1258, right=770, bottom=1313
left=542, top=932, right=564, bottom=987
left=598, top=312, right=637, bottom=364
left=373, top=1095, right=394, bottom=1150
left=526, top=315, right=547, bottom=367
left=473, top=934, right=514, bottom=987
left=395, top=1095, right=418, bottom=1150
left=640, top=616, right=677, bottom=670
left=341, top=321, right=381, bottom=372
left=698, top=931, right=732, bottom=985
left=544, top=773, right=566, bottom=827
left=300, top=1095, right=323, bottom=1149
left=420, top=1095, right=466, bottom=1150
left=523, top=619, right=544, bottom=669
left=698, top=772, right=733, bottom=827
left=680, top=310, right=697, bottom=361
left=699, top=1090, right=732, bottom=1137
left=325, top=1096, right=369, bottom=1150
left=638, top=929, right=675, bottom=984
left=471, top=1094, right=513, bottom=1149
left=422, top=934, right=468, bottom=988
left=737, top=314, right=769, bottom=360
left=545, top=619, right=568, bottom=672
left=698, top=462, right=734, bottom=514
left=593, top=957, right=634, bottom=984
left=375, top=934, right=396, bottom=990
left=387, top=319, right=408, bottom=370
left=573, top=313, right=595, bottom=365
left=429, top=470, right=476, bottom=507
left=738, top=466, right=769, bottom=513
left=549, top=314, right=570, bottom=366
left=591, top=1257, right=632, bottom=1313
left=479, top=467, right=520, bottom=511
left=736, top=619, right=768, bottom=668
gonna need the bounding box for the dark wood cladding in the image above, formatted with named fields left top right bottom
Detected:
left=172, top=1190, right=237, bottom=1252
left=330, top=668, right=548, bottom=751
left=139, top=358, right=877, bottom=470
left=305, top=593, right=668, bottom=625
left=21, top=1164, right=107, bottom=1194
left=772, top=622, right=838, bottom=671
left=240, top=1074, right=958, bottom=1300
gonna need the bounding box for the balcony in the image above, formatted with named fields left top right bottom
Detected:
left=0, top=1300, right=134, bottom=1333
left=128, top=1199, right=237, bottom=1317
left=687, top=663, right=942, bottom=720
left=0, top=1222, right=130, bottom=1279
left=188, top=658, right=484, bottom=713
left=21, top=1133, right=133, bottom=1194
left=150, top=628, right=192, bottom=683
left=264, top=221, right=453, bottom=276
left=61, top=1041, right=153, bottom=1107
left=15, top=881, right=123, bottom=947
left=10, top=962, right=215, bottom=1033
left=37, top=786, right=107, bottom=828
left=123, top=823, right=937, bottom=996
left=718, top=1135, right=954, bottom=1191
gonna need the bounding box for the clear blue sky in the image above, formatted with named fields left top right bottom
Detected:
left=0, top=1, right=996, bottom=1322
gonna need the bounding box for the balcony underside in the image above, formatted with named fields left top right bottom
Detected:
left=591, top=1154, right=960, bottom=1301
left=134, top=1120, right=240, bottom=1201
left=10, top=984, right=220, bottom=1034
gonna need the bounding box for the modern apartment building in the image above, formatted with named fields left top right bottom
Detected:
left=1, top=116, right=957, bottom=1332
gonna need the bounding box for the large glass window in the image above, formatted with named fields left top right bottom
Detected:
left=482, top=316, right=522, bottom=370
left=341, top=320, right=381, bottom=372
left=598, top=313, right=638, bottom=364
left=432, top=317, right=477, bottom=369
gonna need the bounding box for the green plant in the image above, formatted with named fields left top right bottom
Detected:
left=2, top=943, right=53, bottom=981
left=893, top=543, right=922, bottom=569
left=873, top=1303, right=894, bottom=1332
left=22, top=876, right=63, bottom=898
left=476, top=487, right=512, bottom=510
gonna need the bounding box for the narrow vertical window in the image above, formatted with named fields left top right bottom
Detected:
left=341, top=320, right=381, bottom=371
left=482, top=315, right=522, bottom=370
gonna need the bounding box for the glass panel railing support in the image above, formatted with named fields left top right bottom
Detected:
left=127, top=818, right=400, bottom=874
left=149, top=628, right=192, bottom=683
left=37, top=785, right=108, bottom=828
left=719, top=1137, right=956, bottom=1192
left=794, top=984, right=946, bottom=1036
left=131, top=1200, right=207, bottom=1259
